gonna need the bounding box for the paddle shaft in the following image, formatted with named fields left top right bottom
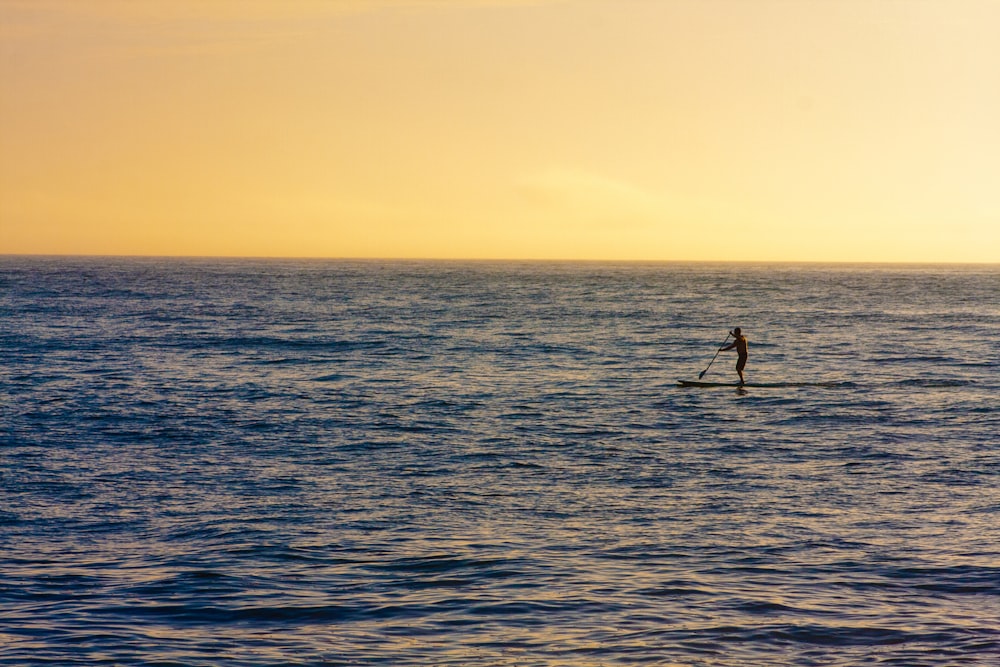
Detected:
left=698, top=333, right=731, bottom=379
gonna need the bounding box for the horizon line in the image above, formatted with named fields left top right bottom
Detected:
left=2, top=252, right=998, bottom=267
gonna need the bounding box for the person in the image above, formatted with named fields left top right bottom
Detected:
left=721, top=327, right=748, bottom=384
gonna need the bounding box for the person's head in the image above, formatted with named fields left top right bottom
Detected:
left=733, top=327, right=742, bottom=336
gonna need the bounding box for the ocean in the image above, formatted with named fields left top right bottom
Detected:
left=2, top=257, right=998, bottom=666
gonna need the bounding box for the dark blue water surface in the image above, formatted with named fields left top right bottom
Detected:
left=2, top=257, right=999, bottom=666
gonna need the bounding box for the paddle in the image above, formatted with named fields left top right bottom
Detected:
left=698, top=333, right=731, bottom=379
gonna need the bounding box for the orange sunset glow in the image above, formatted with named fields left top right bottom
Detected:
left=2, top=0, right=998, bottom=262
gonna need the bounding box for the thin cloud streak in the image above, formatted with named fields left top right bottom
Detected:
left=515, top=168, right=734, bottom=231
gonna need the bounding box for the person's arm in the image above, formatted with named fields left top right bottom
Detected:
left=720, top=341, right=735, bottom=351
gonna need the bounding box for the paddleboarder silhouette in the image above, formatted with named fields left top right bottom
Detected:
left=720, top=327, right=748, bottom=384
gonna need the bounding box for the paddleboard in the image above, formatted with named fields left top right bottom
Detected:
left=677, top=380, right=844, bottom=388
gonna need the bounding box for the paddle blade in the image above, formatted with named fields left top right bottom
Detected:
left=698, top=369, right=707, bottom=379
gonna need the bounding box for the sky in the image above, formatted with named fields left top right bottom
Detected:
left=1, top=0, right=998, bottom=262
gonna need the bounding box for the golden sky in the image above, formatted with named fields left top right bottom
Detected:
left=2, top=0, right=998, bottom=261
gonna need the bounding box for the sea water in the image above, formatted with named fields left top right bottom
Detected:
left=2, top=257, right=998, bottom=666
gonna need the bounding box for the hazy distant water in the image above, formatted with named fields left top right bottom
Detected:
left=2, top=257, right=999, bottom=666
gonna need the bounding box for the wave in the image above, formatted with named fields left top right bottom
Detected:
left=895, top=378, right=974, bottom=388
